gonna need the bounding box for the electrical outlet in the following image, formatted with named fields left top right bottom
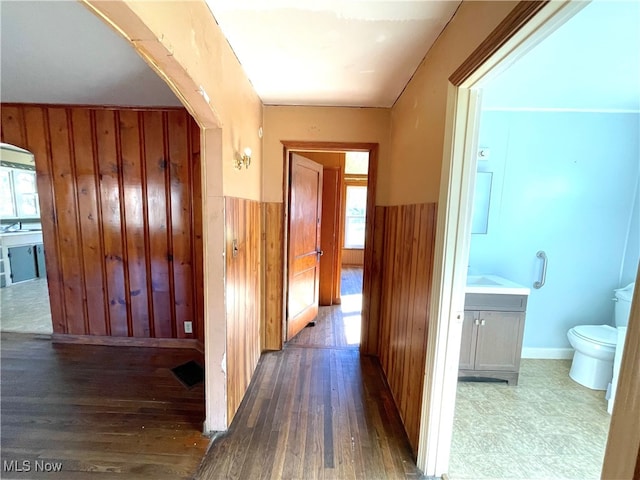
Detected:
left=184, top=321, right=193, bottom=334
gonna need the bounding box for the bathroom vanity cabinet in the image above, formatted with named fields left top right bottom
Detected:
left=459, top=293, right=527, bottom=385
left=0, top=231, right=45, bottom=286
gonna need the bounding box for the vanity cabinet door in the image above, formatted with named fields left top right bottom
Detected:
left=35, top=244, right=46, bottom=278
left=459, top=311, right=479, bottom=371
left=474, top=311, right=525, bottom=372
left=8, top=245, right=37, bottom=283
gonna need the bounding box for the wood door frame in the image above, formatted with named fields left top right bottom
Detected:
left=319, top=165, right=343, bottom=306
left=419, top=0, right=640, bottom=477
left=281, top=141, right=378, bottom=349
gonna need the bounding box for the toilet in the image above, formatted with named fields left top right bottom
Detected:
left=567, top=282, right=635, bottom=390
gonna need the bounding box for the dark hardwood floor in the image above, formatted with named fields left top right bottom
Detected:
left=0, top=333, right=207, bottom=479
left=1, top=266, right=425, bottom=479
left=196, top=266, right=425, bottom=479
left=195, top=347, right=424, bottom=480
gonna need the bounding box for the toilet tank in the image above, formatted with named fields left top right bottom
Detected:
left=614, top=282, right=635, bottom=327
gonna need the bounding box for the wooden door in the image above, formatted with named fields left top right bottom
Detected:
left=287, top=153, right=323, bottom=340
left=319, top=166, right=342, bottom=306
left=474, top=311, right=525, bottom=371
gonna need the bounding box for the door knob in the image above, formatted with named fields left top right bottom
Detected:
left=317, top=250, right=324, bottom=256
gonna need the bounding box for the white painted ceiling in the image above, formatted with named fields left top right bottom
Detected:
left=482, top=0, right=640, bottom=111
left=205, top=0, right=461, bottom=107
left=0, top=1, right=181, bottom=107
left=0, top=0, right=637, bottom=112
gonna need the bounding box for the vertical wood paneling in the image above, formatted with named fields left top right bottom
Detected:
left=0, top=105, right=26, bottom=146
left=95, top=109, right=128, bottom=336
left=142, top=110, right=172, bottom=338
left=23, top=107, right=65, bottom=333
left=377, top=202, right=437, bottom=453
left=226, top=197, right=261, bottom=423
left=168, top=110, right=194, bottom=339
left=263, top=202, right=284, bottom=351
left=341, top=249, right=364, bottom=266
left=1, top=104, right=202, bottom=344
left=119, top=110, right=150, bottom=337
left=49, top=108, right=86, bottom=335
left=73, top=108, right=108, bottom=336
left=360, top=206, right=385, bottom=355
left=190, top=124, right=204, bottom=343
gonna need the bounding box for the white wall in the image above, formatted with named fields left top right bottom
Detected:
left=470, top=110, right=640, bottom=349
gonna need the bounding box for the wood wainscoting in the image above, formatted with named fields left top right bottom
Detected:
left=342, top=248, right=364, bottom=266
left=225, top=197, right=261, bottom=423
left=0, top=104, right=203, bottom=344
left=377, top=203, right=437, bottom=453
left=263, top=202, right=284, bottom=351
left=360, top=205, right=386, bottom=356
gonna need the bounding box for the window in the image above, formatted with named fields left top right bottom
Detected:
left=345, top=152, right=369, bottom=175
left=344, top=185, right=367, bottom=248
left=0, top=167, right=39, bottom=218
left=0, top=169, right=16, bottom=217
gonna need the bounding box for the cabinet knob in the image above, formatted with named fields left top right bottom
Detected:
left=481, top=319, right=486, bottom=326
left=474, top=318, right=479, bottom=326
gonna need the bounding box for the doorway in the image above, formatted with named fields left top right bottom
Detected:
left=420, top=1, right=640, bottom=478
left=281, top=142, right=377, bottom=351
left=0, top=142, right=53, bottom=335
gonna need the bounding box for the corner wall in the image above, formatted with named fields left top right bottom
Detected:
left=389, top=1, right=518, bottom=204
left=262, top=106, right=390, bottom=204
left=382, top=0, right=520, bottom=454
left=1, top=104, right=204, bottom=346
left=84, top=0, right=264, bottom=431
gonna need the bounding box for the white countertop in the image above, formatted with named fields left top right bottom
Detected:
left=466, top=274, right=531, bottom=295
left=0, top=230, right=44, bottom=247
left=0, top=230, right=42, bottom=236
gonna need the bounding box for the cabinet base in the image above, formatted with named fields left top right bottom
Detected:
left=458, top=369, right=519, bottom=386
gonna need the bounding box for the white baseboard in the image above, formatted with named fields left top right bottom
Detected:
left=521, top=347, right=574, bottom=359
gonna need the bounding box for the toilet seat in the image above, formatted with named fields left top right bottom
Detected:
left=571, top=325, right=617, bottom=346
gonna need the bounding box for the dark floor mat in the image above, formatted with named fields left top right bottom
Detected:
left=171, top=360, right=204, bottom=388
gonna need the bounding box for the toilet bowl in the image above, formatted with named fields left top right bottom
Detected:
left=567, top=325, right=617, bottom=390
left=567, top=282, right=635, bottom=391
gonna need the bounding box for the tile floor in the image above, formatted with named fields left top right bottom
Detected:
left=449, top=359, right=610, bottom=480
left=0, top=278, right=53, bottom=334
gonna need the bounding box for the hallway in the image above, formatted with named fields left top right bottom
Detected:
left=195, top=267, right=425, bottom=479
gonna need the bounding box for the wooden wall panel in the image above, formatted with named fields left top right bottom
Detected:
left=142, top=111, right=173, bottom=338
left=21, top=107, right=66, bottom=333
left=263, top=202, right=284, bottom=351
left=360, top=206, right=385, bottom=355
left=225, top=197, right=261, bottom=423
left=95, top=109, right=129, bottom=337
left=72, top=108, right=108, bottom=336
left=341, top=248, right=364, bottom=266
left=119, top=110, right=150, bottom=337
left=168, top=110, right=194, bottom=339
left=0, top=104, right=203, bottom=344
left=50, top=108, right=87, bottom=335
left=190, top=125, right=204, bottom=342
left=377, top=203, right=437, bottom=453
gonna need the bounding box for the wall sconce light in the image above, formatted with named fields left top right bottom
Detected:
left=234, top=147, right=252, bottom=170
